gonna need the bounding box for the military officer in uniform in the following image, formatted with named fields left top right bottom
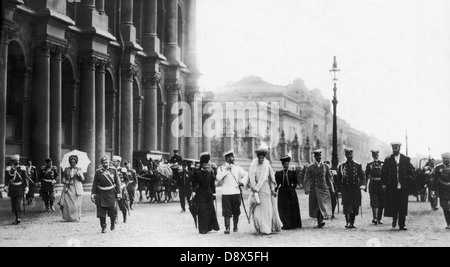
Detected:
left=112, top=156, right=130, bottom=223
left=92, top=156, right=122, bottom=234
left=24, top=159, right=38, bottom=205
left=216, top=150, right=249, bottom=234
left=178, top=161, right=194, bottom=213
left=433, top=152, right=450, bottom=229
left=124, top=161, right=137, bottom=210
left=39, top=158, right=58, bottom=212
left=366, top=150, right=385, bottom=225
left=4, top=155, right=29, bottom=224
left=336, top=149, right=366, bottom=229
left=304, top=150, right=334, bottom=228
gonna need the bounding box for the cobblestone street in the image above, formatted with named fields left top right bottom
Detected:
left=0, top=189, right=448, bottom=247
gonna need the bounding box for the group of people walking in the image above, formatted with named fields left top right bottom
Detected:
left=4, top=140, right=450, bottom=234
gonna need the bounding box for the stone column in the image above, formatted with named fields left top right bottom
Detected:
left=143, top=73, right=160, bottom=151
left=292, top=134, right=300, bottom=163
left=95, top=60, right=106, bottom=162
left=79, top=57, right=96, bottom=183
left=164, top=0, right=179, bottom=63
left=158, top=102, right=166, bottom=151
left=142, top=0, right=159, bottom=53
left=121, top=67, right=135, bottom=164
left=31, top=43, right=51, bottom=168
left=184, top=0, right=197, bottom=68
left=50, top=46, right=63, bottom=182
left=166, top=82, right=180, bottom=154
left=96, top=0, right=105, bottom=14
left=185, top=90, right=199, bottom=159
left=0, top=31, right=9, bottom=187
left=120, top=0, right=136, bottom=44
left=278, top=130, right=287, bottom=157
left=223, top=118, right=235, bottom=153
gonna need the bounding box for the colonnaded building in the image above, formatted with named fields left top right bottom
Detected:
left=0, top=0, right=203, bottom=186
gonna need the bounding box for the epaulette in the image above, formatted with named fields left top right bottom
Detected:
left=435, top=163, right=444, bottom=169
left=354, top=161, right=361, bottom=166
left=96, top=167, right=103, bottom=172
left=6, top=166, right=11, bottom=171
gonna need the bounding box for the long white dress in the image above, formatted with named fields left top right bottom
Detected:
left=248, top=159, right=282, bottom=235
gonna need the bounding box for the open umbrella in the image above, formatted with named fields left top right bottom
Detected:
left=189, top=196, right=199, bottom=229
left=60, top=150, right=91, bottom=173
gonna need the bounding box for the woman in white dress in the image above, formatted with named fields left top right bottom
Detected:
left=247, top=147, right=282, bottom=235
left=59, top=155, right=85, bottom=222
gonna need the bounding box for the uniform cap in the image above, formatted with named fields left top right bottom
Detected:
left=442, top=152, right=450, bottom=159
left=11, top=155, right=20, bottom=161
left=223, top=150, right=235, bottom=158
left=112, top=156, right=122, bottom=162
left=391, top=142, right=402, bottom=147
left=312, top=149, right=322, bottom=155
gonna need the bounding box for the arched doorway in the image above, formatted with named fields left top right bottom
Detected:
left=61, top=57, right=76, bottom=155
left=6, top=41, right=26, bottom=157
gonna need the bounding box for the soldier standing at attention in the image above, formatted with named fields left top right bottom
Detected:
left=4, top=155, right=29, bottom=224
left=92, top=156, right=122, bottom=234
left=336, top=149, right=366, bottom=229
left=433, top=153, right=450, bottom=229
left=366, top=150, right=385, bottom=225
left=25, top=159, right=38, bottom=205
left=39, top=158, right=58, bottom=212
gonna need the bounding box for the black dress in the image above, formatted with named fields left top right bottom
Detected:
left=192, top=168, right=220, bottom=233
left=275, top=170, right=302, bottom=229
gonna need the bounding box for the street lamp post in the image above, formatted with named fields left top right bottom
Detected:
left=330, top=56, right=340, bottom=171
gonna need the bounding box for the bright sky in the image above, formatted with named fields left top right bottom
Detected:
left=196, top=0, right=450, bottom=159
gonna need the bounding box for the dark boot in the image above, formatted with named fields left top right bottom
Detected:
left=123, top=212, right=127, bottom=223
left=233, top=217, right=239, bottom=232
left=50, top=201, right=55, bottom=211
left=110, top=216, right=116, bottom=231
left=224, top=217, right=230, bottom=234
left=15, top=212, right=21, bottom=224
left=345, top=214, right=351, bottom=228
left=350, top=214, right=356, bottom=229
left=317, top=211, right=325, bottom=228
left=372, top=208, right=378, bottom=225
left=44, top=201, right=49, bottom=212
left=377, top=208, right=384, bottom=224
left=100, top=218, right=107, bottom=233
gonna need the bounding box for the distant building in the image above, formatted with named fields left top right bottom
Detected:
left=211, top=76, right=390, bottom=167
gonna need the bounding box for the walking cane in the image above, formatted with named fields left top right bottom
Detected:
left=23, top=195, right=26, bottom=216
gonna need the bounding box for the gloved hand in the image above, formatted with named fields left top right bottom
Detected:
left=91, top=194, right=96, bottom=204
left=4, top=186, right=9, bottom=193
left=24, top=187, right=29, bottom=195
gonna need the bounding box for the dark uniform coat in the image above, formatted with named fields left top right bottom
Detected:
left=304, top=162, right=334, bottom=218
left=275, top=170, right=302, bottom=229
left=434, top=163, right=450, bottom=209
left=39, top=166, right=58, bottom=193
left=24, top=165, right=37, bottom=200
left=92, top=166, right=121, bottom=208
left=5, top=166, right=28, bottom=212
left=126, top=169, right=137, bottom=191
left=192, top=168, right=220, bottom=233
left=365, top=160, right=385, bottom=209
left=381, top=154, right=415, bottom=218
left=337, top=160, right=366, bottom=214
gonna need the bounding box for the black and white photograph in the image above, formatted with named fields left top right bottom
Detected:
left=1, top=0, right=450, bottom=251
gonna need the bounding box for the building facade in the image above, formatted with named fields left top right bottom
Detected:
left=212, top=76, right=390, bottom=167
left=0, top=0, right=201, bottom=185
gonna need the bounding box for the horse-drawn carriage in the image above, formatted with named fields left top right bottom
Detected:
left=133, top=151, right=178, bottom=203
